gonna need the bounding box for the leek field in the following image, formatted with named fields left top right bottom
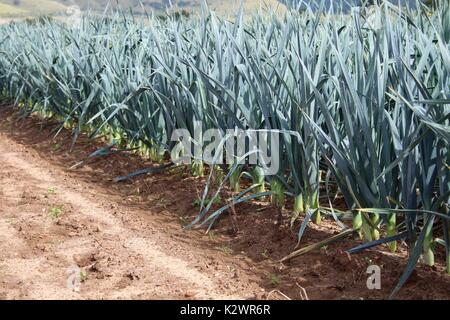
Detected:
left=0, top=0, right=448, bottom=297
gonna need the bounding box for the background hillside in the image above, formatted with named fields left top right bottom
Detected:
left=0, top=0, right=425, bottom=18
left=66, top=0, right=285, bottom=12
left=0, top=0, right=286, bottom=17
left=0, top=0, right=67, bottom=17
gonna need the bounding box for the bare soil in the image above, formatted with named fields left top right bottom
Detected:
left=0, top=105, right=449, bottom=300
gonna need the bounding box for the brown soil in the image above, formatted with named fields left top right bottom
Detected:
left=0, top=105, right=449, bottom=300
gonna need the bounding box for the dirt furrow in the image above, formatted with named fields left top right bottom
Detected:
left=0, top=135, right=258, bottom=299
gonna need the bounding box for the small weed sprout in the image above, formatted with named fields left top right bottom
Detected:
left=49, top=206, right=63, bottom=219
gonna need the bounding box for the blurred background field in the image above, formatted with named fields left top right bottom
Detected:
left=0, top=0, right=425, bottom=20
left=0, top=0, right=67, bottom=17
left=0, top=0, right=287, bottom=19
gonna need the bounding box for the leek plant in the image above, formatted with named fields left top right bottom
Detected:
left=0, top=0, right=448, bottom=296
left=251, top=166, right=266, bottom=195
